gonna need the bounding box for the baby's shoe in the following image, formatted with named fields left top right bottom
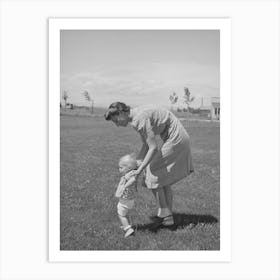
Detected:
left=124, top=226, right=135, bottom=238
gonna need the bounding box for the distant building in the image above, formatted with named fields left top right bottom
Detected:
left=198, top=96, right=220, bottom=120
left=198, top=97, right=211, bottom=118
left=65, top=103, right=74, bottom=109
left=199, top=106, right=211, bottom=118
left=211, top=97, right=220, bottom=120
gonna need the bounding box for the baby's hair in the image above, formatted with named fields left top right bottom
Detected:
left=119, top=153, right=137, bottom=170
left=104, top=102, right=130, bottom=121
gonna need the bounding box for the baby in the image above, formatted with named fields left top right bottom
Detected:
left=115, top=154, right=138, bottom=238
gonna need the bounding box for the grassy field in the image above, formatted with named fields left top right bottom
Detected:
left=60, top=114, right=220, bottom=250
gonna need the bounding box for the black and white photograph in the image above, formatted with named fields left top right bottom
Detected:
left=48, top=18, right=232, bottom=262
left=60, top=29, right=220, bottom=249
left=48, top=18, right=231, bottom=259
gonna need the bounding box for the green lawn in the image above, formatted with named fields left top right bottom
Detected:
left=60, top=115, right=220, bottom=250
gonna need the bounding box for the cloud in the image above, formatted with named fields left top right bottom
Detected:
left=61, top=61, right=219, bottom=107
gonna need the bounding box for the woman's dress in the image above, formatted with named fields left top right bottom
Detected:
left=131, top=105, right=194, bottom=189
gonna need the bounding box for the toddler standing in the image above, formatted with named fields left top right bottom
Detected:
left=115, top=154, right=138, bottom=237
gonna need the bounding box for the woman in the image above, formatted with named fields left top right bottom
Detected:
left=104, top=102, right=194, bottom=226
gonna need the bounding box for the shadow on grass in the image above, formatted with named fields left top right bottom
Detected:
left=136, top=212, right=218, bottom=233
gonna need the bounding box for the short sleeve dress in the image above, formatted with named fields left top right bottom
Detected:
left=131, top=104, right=194, bottom=189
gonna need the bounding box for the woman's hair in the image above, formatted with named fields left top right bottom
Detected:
left=119, top=153, right=137, bottom=170
left=104, top=102, right=130, bottom=121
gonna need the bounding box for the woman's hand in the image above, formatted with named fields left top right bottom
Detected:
left=127, top=169, right=141, bottom=179
left=136, top=159, right=143, bottom=167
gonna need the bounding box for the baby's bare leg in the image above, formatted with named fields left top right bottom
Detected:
left=118, top=214, right=130, bottom=228
left=117, top=202, right=132, bottom=229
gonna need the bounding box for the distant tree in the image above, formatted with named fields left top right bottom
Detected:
left=62, top=90, right=69, bottom=108
left=169, top=92, right=178, bottom=111
left=183, top=87, right=195, bottom=112
left=82, top=90, right=94, bottom=114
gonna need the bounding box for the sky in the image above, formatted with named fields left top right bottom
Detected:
left=60, top=30, right=220, bottom=108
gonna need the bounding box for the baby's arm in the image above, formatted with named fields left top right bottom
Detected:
left=123, top=176, right=136, bottom=189
left=115, top=178, right=126, bottom=198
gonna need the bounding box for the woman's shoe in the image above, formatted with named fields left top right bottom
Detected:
left=162, top=215, right=174, bottom=226
left=150, top=215, right=174, bottom=226
left=149, top=215, right=162, bottom=221
left=124, top=227, right=135, bottom=238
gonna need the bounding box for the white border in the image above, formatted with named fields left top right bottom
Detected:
left=49, top=18, right=231, bottom=262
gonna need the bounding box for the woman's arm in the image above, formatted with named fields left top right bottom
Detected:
left=115, top=176, right=136, bottom=197
left=136, top=130, right=158, bottom=176
left=137, top=134, right=149, bottom=160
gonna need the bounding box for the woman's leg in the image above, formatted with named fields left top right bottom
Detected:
left=163, top=185, right=173, bottom=212
left=151, top=188, right=171, bottom=217
left=163, top=185, right=174, bottom=225
left=151, top=188, right=167, bottom=208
